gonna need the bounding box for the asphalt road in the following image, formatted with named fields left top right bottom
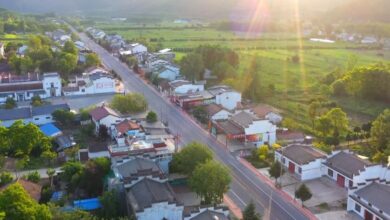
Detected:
left=75, top=29, right=311, bottom=220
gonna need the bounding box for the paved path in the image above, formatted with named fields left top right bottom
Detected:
left=72, top=26, right=313, bottom=220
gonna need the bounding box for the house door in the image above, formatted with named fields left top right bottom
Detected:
left=364, top=210, right=373, bottom=220
left=288, top=162, right=295, bottom=173
left=336, top=174, right=345, bottom=187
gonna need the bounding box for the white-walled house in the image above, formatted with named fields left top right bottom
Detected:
left=63, top=71, right=116, bottom=96
left=275, top=144, right=327, bottom=181
left=249, top=104, right=283, bottom=124
left=0, top=72, right=62, bottom=103
left=128, top=43, right=148, bottom=54
left=184, top=207, right=229, bottom=220
left=205, top=103, right=232, bottom=121
left=208, top=85, right=241, bottom=111
left=156, top=65, right=180, bottom=81
left=173, top=83, right=204, bottom=94
left=323, top=151, right=374, bottom=188
left=0, top=104, right=70, bottom=127
left=89, top=105, right=122, bottom=133
left=212, top=111, right=277, bottom=147
left=125, top=177, right=183, bottom=220
left=347, top=183, right=390, bottom=220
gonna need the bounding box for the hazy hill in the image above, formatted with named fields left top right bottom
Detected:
left=326, top=0, right=390, bottom=22
left=0, top=0, right=344, bottom=20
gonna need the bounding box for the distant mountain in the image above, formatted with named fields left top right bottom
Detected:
left=0, top=0, right=344, bottom=21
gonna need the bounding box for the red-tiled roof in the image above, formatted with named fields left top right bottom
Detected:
left=205, top=103, right=224, bottom=116
left=250, top=104, right=281, bottom=118
left=89, top=105, right=120, bottom=121
left=115, top=119, right=140, bottom=134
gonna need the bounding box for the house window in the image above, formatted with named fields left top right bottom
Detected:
left=379, top=210, right=383, bottom=214
left=355, top=204, right=361, bottom=212
left=368, top=203, right=372, bottom=207
left=281, top=157, right=285, bottom=164
left=82, top=89, right=85, bottom=92
left=328, top=169, right=333, bottom=177
left=349, top=180, right=353, bottom=188
left=34, top=118, right=39, bottom=121
left=46, top=116, right=51, bottom=119
left=298, top=167, right=302, bottom=174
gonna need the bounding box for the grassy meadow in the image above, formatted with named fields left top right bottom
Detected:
left=95, top=22, right=390, bottom=126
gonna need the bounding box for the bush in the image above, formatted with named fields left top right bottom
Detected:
left=26, top=171, right=41, bottom=183
left=4, top=97, right=16, bottom=109
left=52, top=109, right=75, bottom=126
left=146, top=111, right=158, bottom=123
left=31, top=96, right=43, bottom=107
left=0, top=172, right=14, bottom=186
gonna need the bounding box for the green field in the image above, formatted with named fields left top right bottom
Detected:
left=96, top=23, right=390, bottom=126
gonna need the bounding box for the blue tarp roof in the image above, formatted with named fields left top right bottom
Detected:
left=73, top=198, right=101, bottom=211
left=51, top=191, right=64, bottom=201
left=40, top=123, right=61, bottom=137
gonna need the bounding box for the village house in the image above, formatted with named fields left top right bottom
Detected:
left=173, top=90, right=215, bottom=110
left=246, top=104, right=283, bottom=124
left=154, top=65, right=181, bottom=81
left=62, top=69, right=116, bottom=96
left=275, top=144, right=327, bottom=181
left=347, top=182, right=390, bottom=220
left=184, top=207, right=230, bottom=220
left=0, top=103, right=70, bottom=127
left=205, top=103, right=232, bottom=121
left=89, top=105, right=123, bottom=133
left=0, top=72, right=62, bottom=103
left=208, top=85, right=241, bottom=111
left=211, top=111, right=277, bottom=147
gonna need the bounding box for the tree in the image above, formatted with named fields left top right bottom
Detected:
left=98, top=189, right=124, bottom=219
left=212, top=62, right=236, bottom=81
left=80, top=158, right=110, bottom=197
left=189, top=160, right=231, bottom=205
left=315, top=108, right=349, bottom=143
left=256, top=145, right=269, bottom=161
left=56, top=52, right=77, bottom=76
left=31, top=95, right=43, bottom=107
left=4, top=97, right=16, bottom=109
left=170, top=142, right=213, bottom=175
left=26, top=171, right=41, bottom=183
left=370, top=109, right=390, bottom=162
left=46, top=168, right=55, bottom=187
left=0, top=183, right=52, bottom=220
left=295, top=184, right=312, bottom=206
left=180, top=53, right=204, bottom=82
left=244, top=58, right=262, bottom=102
left=8, top=121, right=51, bottom=158
left=41, top=150, right=56, bottom=166
left=63, top=41, right=78, bottom=55
left=308, top=101, right=320, bottom=129
left=64, top=146, right=79, bottom=161
left=243, top=201, right=261, bottom=220
left=110, top=93, right=148, bottom=114
left=0, top=172, right=14, bottom=186
left=52, top=109, right=75, bottom=126
left=146, top=111, right=158, bottom=123
left=85, top=53, right=100, bottom=68
left=268, top=161, right=282, bottom=185
left=98, top=124, right=109, bottom=140
left=192, top=106, right=208, bottom=124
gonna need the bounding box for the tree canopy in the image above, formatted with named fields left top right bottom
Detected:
left=0, top=183, right=52, bottom=220
left=243, top=201, right=262, bottom=220
left=85, top=53, right=101, bottom=68
left=170, top=142, right=213, bottom=175
left=180, top=53, right=204, bottom=82
left=295, top=184, right=312, bottom=206
left=110, top=93, right=148, bottom=114
left=189, top=160, right=231, bottom=205
left=370, top=109, right=390, bottom=163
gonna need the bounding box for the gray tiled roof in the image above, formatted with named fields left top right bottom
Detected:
left=231, top=111, right=259, bottom=128
left=127, top=178, right=179, bottom=212
left=115, top=158, right=161, bottom=179
left=32, top=104, right=70, bottom=116
left=0, top=108, right=30, bottom=121
left=0, top=104, right=69, bottom=121
left=324, top=151, right=372, bottom=178
left=278, top=145, right=327, bottom=165
left=189, top=210, right=229, bottom=220
left=354, top=183, right=390, bottom=215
